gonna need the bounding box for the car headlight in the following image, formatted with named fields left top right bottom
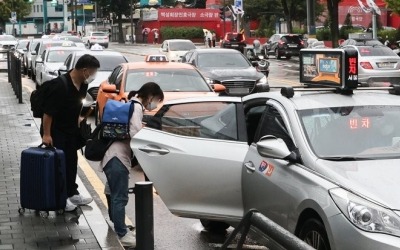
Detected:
left=257, top=75, right=267, bottom=84
left=204, top=77, right=214, bottom=85
left=330, top=188, right=400, bottom=237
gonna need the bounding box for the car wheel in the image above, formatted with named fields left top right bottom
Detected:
left=87, top=42, right=91, bottom=48
left=286, top=55, right=292, bottom=59
left=200, top=219, right=230, bottom=232
left=298, top=218, right=331, bottom=250
left=275, top=49, right=281, bottom=59
left=104, top=44, right=108, bottom=49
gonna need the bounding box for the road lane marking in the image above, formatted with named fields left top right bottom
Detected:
left=268, top=77, right=301, bottom=86
left=209, top=243, right=268, bottom=249
left=77, top=152, right=135, bottom=227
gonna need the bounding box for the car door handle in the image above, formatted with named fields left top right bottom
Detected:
left=138, top=146, right=170, bottom=155
left=244, top=161, right=255, bottom=173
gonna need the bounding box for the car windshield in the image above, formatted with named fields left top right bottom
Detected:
left=92, top=32, right=106, bottom=36
left=47, top=50, right=76, bottom=63
left=56, top=36, right=83, bottom=43
left=74, top=54, right=126, bottom=71
left=226, top=33, right=244, bottom=41
left=198, top=53, right=251, bottom=68
left=299, top=105, right=400, bottom=159
left=30, top=41, right=40, bottom=51
left=169, top=41, right=196, bottom=51
left=16, top=41, right=29, bottom=49
left=125, top=69, right=210, bottom=92
left=42, top=42, right=76, bottom=53
left=282, top=36, right=301, bottom=43
left=358, top=46, right=397, bottom=57
left=0, top=35, right=16, bottom=41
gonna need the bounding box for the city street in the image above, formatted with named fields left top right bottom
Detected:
left=20, top=43, right=301, bottom=250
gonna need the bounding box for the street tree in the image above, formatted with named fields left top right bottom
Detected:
left=94, top=0, right=131, bottom=43
left=0, top=0, right=32, bottom=26
left=384, top=0, right=400, bottom=15
left=326, top=0, right=341, bottom=47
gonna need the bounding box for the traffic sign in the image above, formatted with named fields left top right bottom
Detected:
left=11, top=12, right=16, bottom=21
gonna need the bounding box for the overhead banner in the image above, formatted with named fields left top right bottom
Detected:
left=158, top=9, right=220, bottom=21
left=143, top=10, right=158, bottom=21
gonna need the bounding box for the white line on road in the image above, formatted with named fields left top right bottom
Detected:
left=209, top=243, right=268, bottom=249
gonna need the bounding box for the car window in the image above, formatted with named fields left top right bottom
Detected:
left=125, top=69, right=210, bottom=92
left=148, top=102, right=239, bottom=141
left=169, top=41, right=196, bottom=51
left=299, top=105, right=400, bottom=159
left=183, top=52, right=192, bottom=63
left=108, top=66, right=122, bottom=84
left=47, top=50, right=75, bottom=63
left=73, top=54, right=126, bottom=71
left=197, top=53, right=251, bottom=68
left=282, top=36, right=301, bottom=43
left=64, top=54, right=72, bottom=67
left=358, top=46, right=397, bottom=57
left=254, top=105, right=296, bottom=151
left=41, top=50, right=46, bottom=60
left=30, top=40, right=40, bottom=51
left=92, top=32, right=106, bottom=36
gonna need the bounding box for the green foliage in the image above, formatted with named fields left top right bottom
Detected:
left=317, top=27, right=331, bottom=41
left=343, top=13, right=352, bottom=27
left=160, top=27, right=204, bottom=40
left=292, top=27, right=306, bottom=34
left=384, top=0, right=400, bottom=15
left=378, top=30, right=400, bottom=44
left=255, top=17, right=268, bottom=37
left=339, top=27, right=364, bottom=39
left=0, top=0, right=32, bottom=24
left=244, top=0, right=281, bottom=20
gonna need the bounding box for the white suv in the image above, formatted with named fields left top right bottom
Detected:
left=82, top=32, right=109, bottom=49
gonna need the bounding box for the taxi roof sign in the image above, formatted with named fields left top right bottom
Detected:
left=90, top=44, right=104, bottom=51
left=300, top=48, right=358, bottom=92
left=61, top=41, right=74, bottom=47
left=145, top=55, right=168, bottom=62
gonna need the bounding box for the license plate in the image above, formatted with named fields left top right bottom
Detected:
left=288, top=44, right=298, bottom=48
left=231, top=44, right=238, bottom=47
left=377, top=62, right=394, bottom=68
left=229, top=88, right=248, bottom=94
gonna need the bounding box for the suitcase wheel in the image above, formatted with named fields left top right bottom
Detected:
left=39, top=211, right=49, bottom=218
left=18, top=208, right=25, bottom=214
left=56, top=209, right=65, bottom=215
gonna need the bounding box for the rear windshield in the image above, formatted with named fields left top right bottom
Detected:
left=92, top=32, right=106, bottom=36
left=74, top=54, right=127, bottom=71
left=169, top=41, right=196, bottom=51
left=226, top=33, right=244, bottom=41
left=358, top=46, right=397, bottom=57
left=47, top=50, right=77, bottom=63
left=198, top=53, right=250, bottom=68
left=282, top=36, right=301, bottom=43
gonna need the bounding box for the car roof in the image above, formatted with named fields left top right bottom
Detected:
left=73, top=50, right=123, bottom=56
left=125, top=62, right=196, bottom=70
left=47, top=46, right=86, bottom=51
left=165, top=39, right=193, bottom=42
left=249, top=90, right=400, bottom=110
left=192, top=48, right=241, bottom=54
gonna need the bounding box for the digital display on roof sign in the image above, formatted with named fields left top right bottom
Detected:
left=300, top=48, right=358, bottom=90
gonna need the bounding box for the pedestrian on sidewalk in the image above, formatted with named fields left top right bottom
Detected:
left=154, top=31, right=159, bottom=44
left=100, top=82, right=164, bottom=247
left=212, top=31, right=216, bottom=47
left=41, top=54, right=100, bottom=212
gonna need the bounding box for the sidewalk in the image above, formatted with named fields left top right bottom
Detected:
left=0, top=73, right=123, bottom=250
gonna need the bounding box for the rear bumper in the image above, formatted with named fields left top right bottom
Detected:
left=358, top=71, right=400, bottom=85
left=278, top=48, right=301, bottom=56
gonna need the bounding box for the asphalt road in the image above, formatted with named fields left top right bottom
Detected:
left=21, top=43, right=301, bottom=250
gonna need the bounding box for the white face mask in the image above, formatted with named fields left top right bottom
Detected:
left=84, top=70, right=96, bottom=85
left=146, top=101, right=158, bottom=111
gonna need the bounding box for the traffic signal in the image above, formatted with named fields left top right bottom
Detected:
left=219, top=6, right=226, bottom=20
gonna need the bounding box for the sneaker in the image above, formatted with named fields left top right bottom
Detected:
left=119, top=232, right=136, bottom=247
left=65, top=199, right=77, bottom=212
left=69, top=194, right=93, bottom=206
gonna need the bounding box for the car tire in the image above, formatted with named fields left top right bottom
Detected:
left=87, top=42, right=91, bottom=49
left=286, top=55, right=292, bottom=59
left=104, top=44, right=109, bottom=49
left=298, top=218, right=331, bottom=250
left=275, top=49, right=281, bottom=59
left=200, top=219, right=230, bottom=232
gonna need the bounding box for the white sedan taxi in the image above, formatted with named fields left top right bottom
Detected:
left=131, top=48, right=400, bottom=250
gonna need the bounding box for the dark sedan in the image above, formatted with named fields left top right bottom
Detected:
left=182, top=49, right=269, bottom=96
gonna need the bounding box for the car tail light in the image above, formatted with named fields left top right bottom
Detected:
left=300, top=40, right=304, bottom=46
left=360, top=62, right=373, bottom=69
left=278, top=40, right=285, bottom=45
left=92, top=37, right=96, bottom=40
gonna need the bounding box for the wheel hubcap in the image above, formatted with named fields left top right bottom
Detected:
left=304, top=230, right=328, bottom=250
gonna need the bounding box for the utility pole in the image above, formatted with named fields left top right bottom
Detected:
left=43, top=0, right=48, bottom=34
left=223, top=0, right=226, bottom=37
left=130, top=0, right=134, bottom=44
left=63, top=0, right=68, bottom=31
left=71, top=0, right=75, bottom=31
left=94, top=1, right=98, bottom=31
left=74, top=0, right=78, bottom=32
left=306, top=0, right=316, bottom=37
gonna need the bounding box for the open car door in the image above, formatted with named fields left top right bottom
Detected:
left=131, top=97, right=248, bottom=222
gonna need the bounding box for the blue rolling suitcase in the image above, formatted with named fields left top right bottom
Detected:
left=19, top=144, right=67, bottom=217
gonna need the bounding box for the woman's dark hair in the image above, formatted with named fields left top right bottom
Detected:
left=128, top=82, right=164, bottom=101
left=75, top=54, right=100, bottom=70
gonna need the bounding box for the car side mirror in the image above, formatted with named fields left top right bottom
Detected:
left=256, top=135, right=295, bottom=161
left=102, top=84, right=119, bottom=94
left=58, top=65, right=68, bottom=75
left=31, top=51, right=37, bottom=55
left=23, top=48, right=28, bottom=52
left=36, top=58, right=43, bottom=64
left=212, top=83, right=226, bottom=93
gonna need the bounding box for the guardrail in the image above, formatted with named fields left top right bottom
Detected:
left=7, top=50, right=23, bottom=104
left=221, top=209, right=315, bottom=250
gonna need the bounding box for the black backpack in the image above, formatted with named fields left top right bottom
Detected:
left=30, top=75, right=68, bottom=118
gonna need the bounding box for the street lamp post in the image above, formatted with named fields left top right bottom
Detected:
left=130, top=0, right=134, bottom=43
left=43, top=0, right=48, bottom=34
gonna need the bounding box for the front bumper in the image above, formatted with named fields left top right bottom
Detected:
left=278, top=48, right=300, bottom=56
left=328, top=213, right=400, bottom=250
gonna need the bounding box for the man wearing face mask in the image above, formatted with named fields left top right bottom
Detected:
left=41, top=54, right=100, bottom=212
